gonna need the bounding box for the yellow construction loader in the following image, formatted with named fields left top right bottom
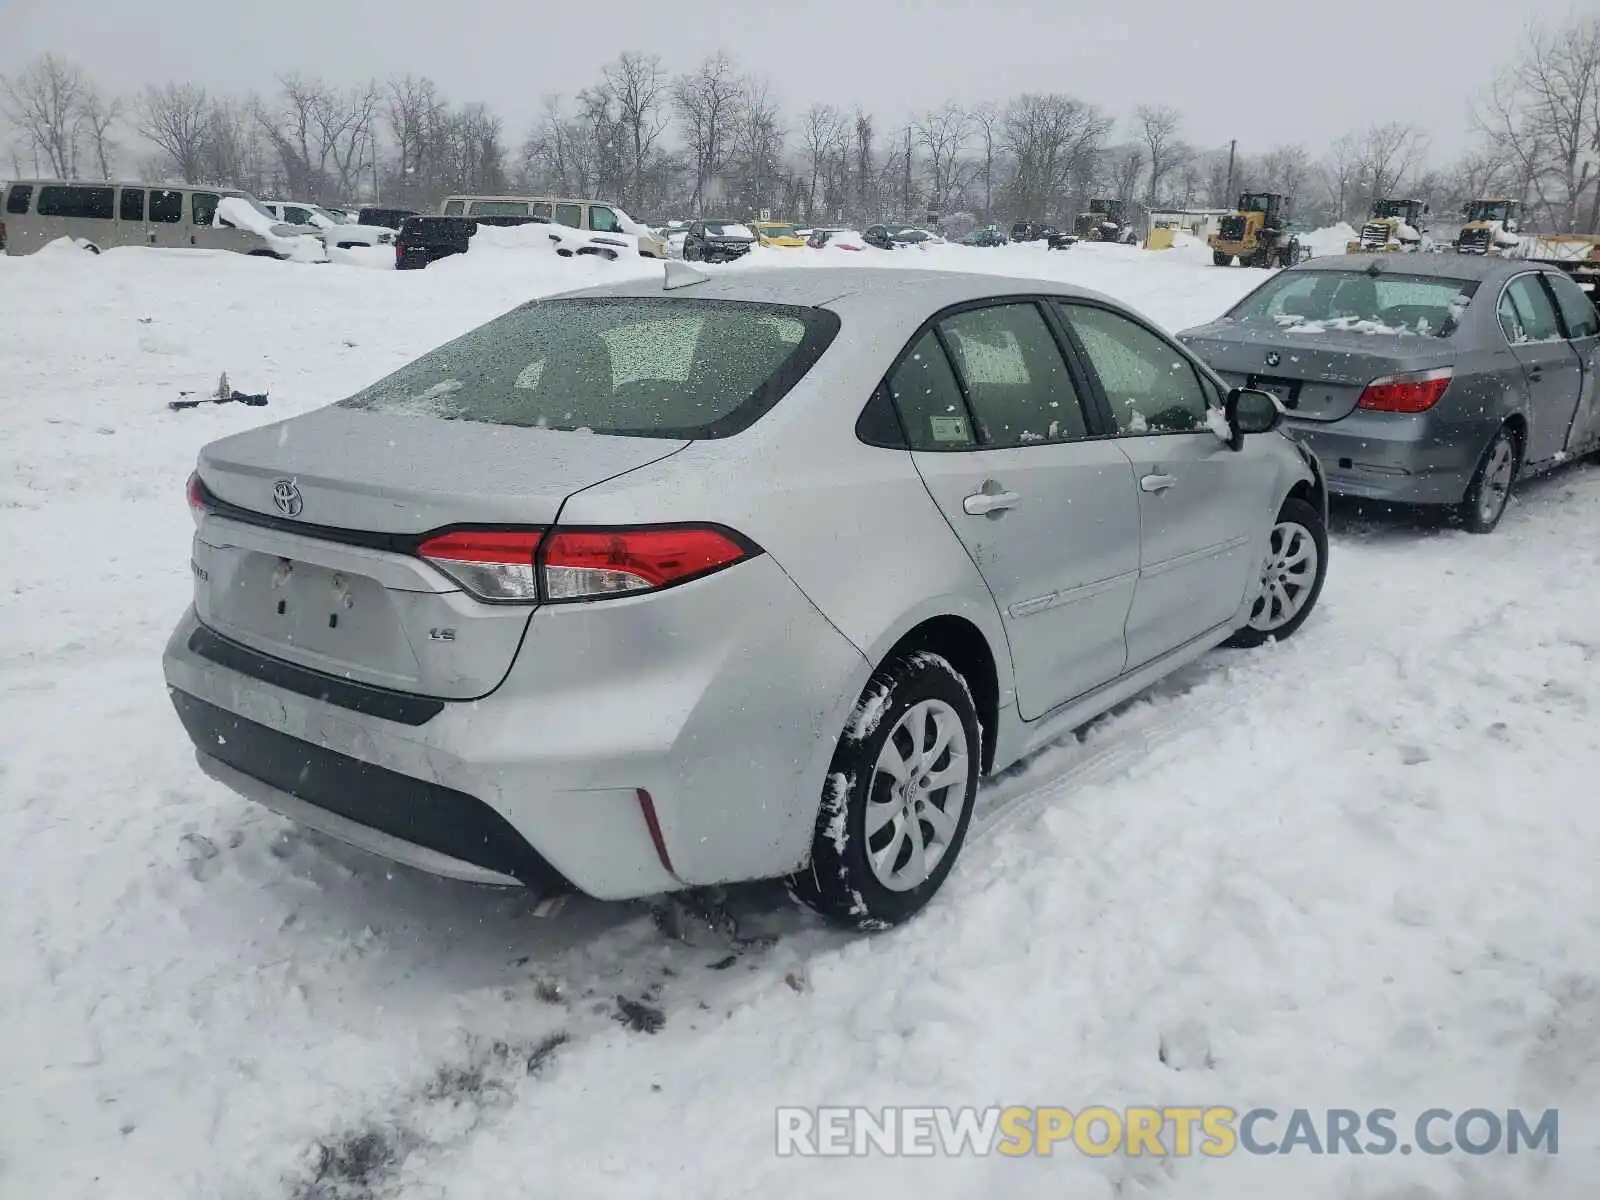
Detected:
left=1208, top=192, right=1307, bottom=267
left=1346, top=198, right=1430, bottom=252
left=1453, top=199, right=1523, bottom=255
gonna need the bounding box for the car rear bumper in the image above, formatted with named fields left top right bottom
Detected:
left=1282, top=411, right=1495, bottom=505
left=162, top=553, right=867, bottom=900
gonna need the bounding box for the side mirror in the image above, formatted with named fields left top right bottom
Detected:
left=1224, top=387, right=1283, bottom=449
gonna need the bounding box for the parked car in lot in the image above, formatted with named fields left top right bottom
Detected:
left=165, top=267, right=1327, bottom=928
left=260, top=200, right=396, bottom=249
left=682, top=219, right=757, bottom=262
left=439, top=194, right=667, bottom=258
left=1177, top=254, right=1600, bottom=532
left=357, top=206, right=419, bottom=230
left=1, top=179, right=322, bottom=259
left=394, top=214, right=632, bottom=269
left=962, top=226, right=1008, bottom=247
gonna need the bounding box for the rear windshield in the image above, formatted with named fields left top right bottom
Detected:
left=1226, top=271, right=1478, bottom=338
left=339, top=297, right=840, bottom=439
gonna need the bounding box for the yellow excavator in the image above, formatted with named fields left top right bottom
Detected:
left=1208, top=192, right=1307, bottom=267
left=1346, top=198, right=1430, bottom=253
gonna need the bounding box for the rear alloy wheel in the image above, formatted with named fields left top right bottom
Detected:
left=790, top=652, right=981, bottom=930
left=1226, top=498, right=1328, bottom=648
left=1458, top=426, right=1519, bottom=533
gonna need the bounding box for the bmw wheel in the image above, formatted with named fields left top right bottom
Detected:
left=1458, top=425, right=1519, bottom=533
left=1226, top=498, right=1328, bottom=648
left=790, top=652, right=981, bottom=929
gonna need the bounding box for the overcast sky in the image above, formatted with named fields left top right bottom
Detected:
left=3, top=0, right=1585, bottom=163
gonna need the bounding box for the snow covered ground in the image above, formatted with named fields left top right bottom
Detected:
left=2, top=237, right=1598, bottom=1200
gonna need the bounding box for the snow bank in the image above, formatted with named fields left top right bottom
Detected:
left=1301, top=222, right=1359, bottom=255
left=3, top=240, right=1599, bottom=1200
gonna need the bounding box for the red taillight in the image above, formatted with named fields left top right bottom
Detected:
left=417, top=529, right=544, bottom=602
left=415, top=524, right=756, bottom=604
left=1357, top=367, right=1453, bottom=413
left=540, top=526, right=753, bottom=600
left=186, top=471, right=209, bottom=524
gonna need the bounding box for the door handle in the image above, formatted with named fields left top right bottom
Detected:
left=963, top=489, right=1020, bottom=515
left=1140, top=473, right=1176, bottom=493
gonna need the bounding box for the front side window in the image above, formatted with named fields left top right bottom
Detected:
left=1227, top=270, right=1476, bottom=338
left=1546, top=272, right=1600, bottom=340
left=283, top=205, right=313, bottom=224
left=531, top=202, right=553, bottom=220
left=1060, top=303, right=1209, bottom=435
left=148, top=189, right=183, bottom=223
left=553, top=203, right=582, bottom=228
left=587, top=205, right=621, bottom=232
left=339, top=298, right=839, bottom=439
left=191, top=192, right=219, bottom=227
left=1498, top=276, right=1563, bottom=344
left=935, top=302, right=1087, bottom=447
left=887, top=331, right=974, bottom=450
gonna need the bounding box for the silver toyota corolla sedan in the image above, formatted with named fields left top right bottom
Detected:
left=164, top=266, right=1329, bottom=928
left=1177, top=255, right=1600, bottom=533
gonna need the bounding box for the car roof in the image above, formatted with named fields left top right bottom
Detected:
left=1295, top=253, right=1532, bottom=282
left=553, top=266, right=1123, bottom=314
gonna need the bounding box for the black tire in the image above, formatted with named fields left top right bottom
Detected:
left=81, top=242, right=101, bottom=255
left=789, top=651, right=982, bottom=930
left=1225, top=497, right=1328, bottom=649
left=1456, top=425, right=1520, bottom=534
left=1212, top=251, right=1233, bottom=267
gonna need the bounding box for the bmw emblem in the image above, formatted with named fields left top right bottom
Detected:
left=1265, top=351, right=1281, bottom=368
left=272, top=479, right=304, bottom=517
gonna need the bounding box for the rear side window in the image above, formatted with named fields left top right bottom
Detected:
left=119, top=187, right=145, bottom=222
left=554, top=203, right=582, bottom=228
left=339, top=298, right=841, bottom=439
left=936, top=303, right=1088, bottom=446
left=37, top=185, right=114, bottom=219
left=468, top=200, right=528, bottom=216
left=149, top=189, right=183, bottom=223
left=1544, top=272, right=1599, bottom=340
left=531, top=201, right=552, bottom=220
left=588, top=205, right=621, bottom=232
left=5, top=184, right=33, bottom=215
left=443, top=200, right=465, bottom=215
left=1499, top=276, right=1563, bottom=343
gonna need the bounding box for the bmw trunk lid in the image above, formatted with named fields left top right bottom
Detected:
left=189, top=406, right=687, bottom=700
left=1181, top=322, right=1455, bottom=422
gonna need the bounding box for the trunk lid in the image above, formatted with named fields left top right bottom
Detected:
left=1181, top=321, right=1456, bottom=422
left=192, top=406, right=687, bottom=699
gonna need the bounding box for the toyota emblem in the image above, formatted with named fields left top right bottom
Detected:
left=272, top=479, right=304, bottom=517
left=1264, top=351, right=1281, bottom=368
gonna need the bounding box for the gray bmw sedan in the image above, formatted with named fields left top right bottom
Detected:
left=1178, top=254, right=1600, bottom=532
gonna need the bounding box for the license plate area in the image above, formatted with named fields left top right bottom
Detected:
left=1243, top=374, right=1303, bottom=410
left=196, top=546, right=420, bottom=677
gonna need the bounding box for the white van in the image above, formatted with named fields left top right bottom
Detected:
left=260, top=200, right=395, bottom=249
left=438, top=194, right=667, bottom=258
left=1, top=180, right=324, bottom=259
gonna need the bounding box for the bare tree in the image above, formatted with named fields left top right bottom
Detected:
left=603, top=52, right=669, bottom=210
left=854, top=109, right=875, bottom=217
left=1002, top=93, right=1111, bottom=220
left=731, top=75, right=784, bottom=215
left=78, top=86, right=122, bottom=179
left=1, top=54, right=86, bottom=177
left=138, top=82, right=211, bottom=183
left=1135, top=104, right=1181, bottom=205
left=1256, top=144, right=1312, bottom=205
left=672, top=52, right=741, bottom=213
left=915, top=103, right=973, bottom=218
left=1476, top=16, right=1600, bottom=231
left=1115, top=147, right=1143, bottom=204
left=800, top=103, right=841, bottom=220
left=314, top=83, right=381, bottom=199
left=968, top=102, right=1003, bottom=221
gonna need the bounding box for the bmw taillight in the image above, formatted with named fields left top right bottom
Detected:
left=1356, top=366, right=1453, bottom=414
left=414, top=525, right=758, bottom=604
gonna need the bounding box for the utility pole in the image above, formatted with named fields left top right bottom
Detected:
left=903, top=125, right=912, bottom=220
left=1225, top=139, right=1237, bottom=204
